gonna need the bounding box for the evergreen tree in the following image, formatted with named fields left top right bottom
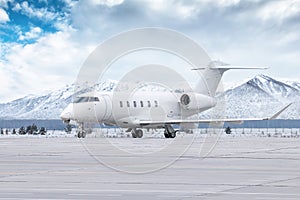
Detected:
left=26, top=126, right=32, bottom=134
left=225, top=126, right=232, bottom=134
left=32, top=124, right=38, bottom=134
left=19, top=127, right=26, bottom=135
left=39, top=127, right=47, bottom=135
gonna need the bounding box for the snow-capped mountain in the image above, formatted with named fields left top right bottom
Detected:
left=283, top=80, right=300, bottom=91
left=0, top=80, right=118, bottom=119
left=247, top=75, right=299, bottom=99
left=209, top=75, right=300, bottom=119
left=0, top=75, right=299, bottom=119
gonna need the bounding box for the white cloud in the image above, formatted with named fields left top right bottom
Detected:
left=144, top=0, right=200, bottom=19
left=0, top=0, right=12, bottom=8
left=0, top=63, right=14, bottom=102
left=0, top=8, right=9, bottom=23
left=258, top=0, right=300, bottom=22
left=0, top=27, right=95, bottom=102
left=12, top=2, right=21, bottom=11
left=89, top=0, right=124, bottom=7
left=13, top=1, right=58, bottom=21
left=275, top=31, right=300, bottom=46
left=1, top=0, right=300, bottom=102
left=0, top=42, right=9, bottom=58
left=62, top=0, right=78, bottom=8
left=217, top=0, right=240, bottom=7
left=19, top=26, right=42, bottom=41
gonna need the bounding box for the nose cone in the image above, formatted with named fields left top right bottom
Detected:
left=60, top=104, right=74, bottom=123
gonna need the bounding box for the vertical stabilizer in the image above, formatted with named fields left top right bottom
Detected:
left=193, top=61, right=268, bottom=97
left=194, top=61, right=228, bottom=97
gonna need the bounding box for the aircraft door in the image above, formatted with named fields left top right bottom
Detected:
left=95, top=95, right=112, bottom=122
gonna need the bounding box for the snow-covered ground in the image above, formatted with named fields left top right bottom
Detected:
left=1, top=133, right=300, bottom=199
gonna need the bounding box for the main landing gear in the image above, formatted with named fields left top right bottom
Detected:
left=130, top=126, right=177, bottom=138
left=164, top=125, right=177, bottom=138
left=131, top=129, right=143, bottom=138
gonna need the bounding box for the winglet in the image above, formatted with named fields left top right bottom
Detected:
left=266, top=103, right=293, bottom=120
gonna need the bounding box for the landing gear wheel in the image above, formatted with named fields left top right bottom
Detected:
left=169, top=130, right=177, bottom=138
left=77, top=122, right=85, bottom=138
left=136, top=129, right=143, bottom=138
left=164, top=130, right=170, bottom=138
left=164, top=125, right=177, bottom=138
left=132, top=129, right=143, bottom=138
left=131, top=131, right=137, bottom=138
left=77, top=131, right=86, bottom=138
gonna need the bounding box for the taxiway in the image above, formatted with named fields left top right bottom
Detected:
left=0, top=134, right=300, bottom=199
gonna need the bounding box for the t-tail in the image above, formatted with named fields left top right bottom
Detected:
left=193, top=61, right=268, bottom=97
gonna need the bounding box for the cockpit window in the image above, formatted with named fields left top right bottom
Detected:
left=89, top=97, right=99, bottom=102
left=73, top=97, right=89, bottom=103
left=73, top=96, right=99, bottom=103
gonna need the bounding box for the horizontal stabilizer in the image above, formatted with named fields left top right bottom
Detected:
left=213, top=66, right=269, bottom=70
left=192, top=66, right=269, bottom=70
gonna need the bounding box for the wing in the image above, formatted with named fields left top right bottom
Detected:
left=139, top=103, right=292, bottom=126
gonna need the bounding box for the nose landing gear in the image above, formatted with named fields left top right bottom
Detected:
left=77, top=122, right=86, bottom=138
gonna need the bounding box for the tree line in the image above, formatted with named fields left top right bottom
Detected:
left=0, top=124, right=47, bottom=135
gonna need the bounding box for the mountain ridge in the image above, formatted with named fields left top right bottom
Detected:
left=0, top=75, right=299, bottom=119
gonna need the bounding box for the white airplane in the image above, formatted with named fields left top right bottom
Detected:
left=60, top=63, right=292, bottom=138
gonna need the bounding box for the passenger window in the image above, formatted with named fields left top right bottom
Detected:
left=147, top=101, right=151, bottom=107
left=120, top=101, right=123, bottom=108
left=140, top=101, right=143, bottom=107
left=133, top=101, right=137, bottom=107
left=127, top=101, right=130, bottom=107
left=154, top=100, right=158, bottom=107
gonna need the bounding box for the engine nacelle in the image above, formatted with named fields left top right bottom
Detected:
left=180, top=93, right=217, bottom=111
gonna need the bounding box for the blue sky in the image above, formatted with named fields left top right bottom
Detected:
left=0, top=0, right=299, bottom=102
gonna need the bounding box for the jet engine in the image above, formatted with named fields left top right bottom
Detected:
left=179, top=93, right=216, bottom=111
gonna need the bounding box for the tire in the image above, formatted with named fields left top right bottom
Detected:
left=164, top=130, right=170, bottom=138
left=82, top=131, right=86, bottom=138
left=132, top=131, right=137, bottom=138
left=170, top=131, right=176, bottom=138
left=136, top=129, right=143, bottom=138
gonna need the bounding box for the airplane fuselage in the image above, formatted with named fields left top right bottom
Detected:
left=61, top=91, right=217, bottom=129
